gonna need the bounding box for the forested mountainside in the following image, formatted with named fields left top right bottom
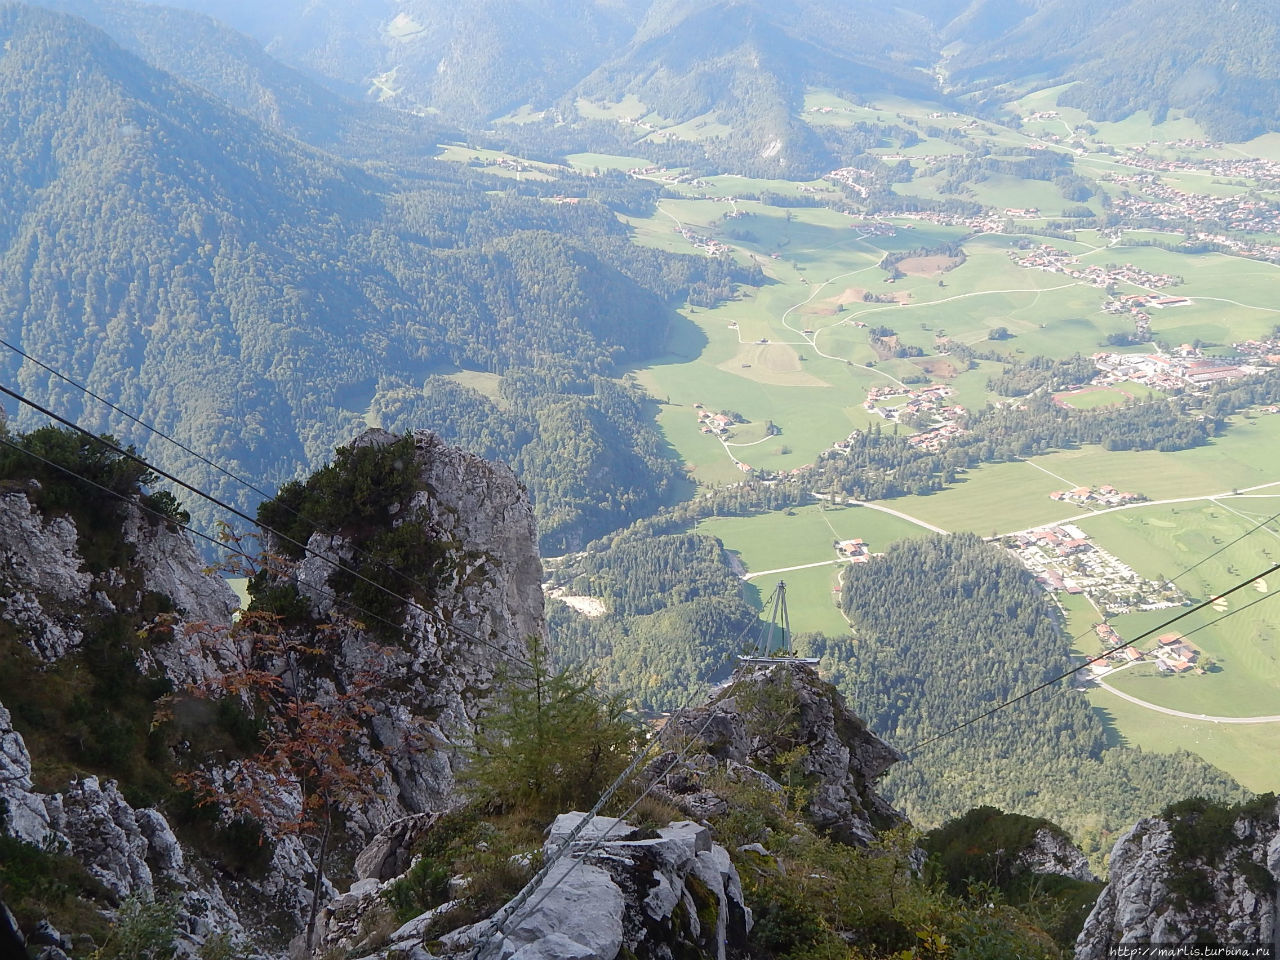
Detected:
left=943, top=0, right=1280, bottom=139
left=27, top=0, right=442, bottom=158
left=0, top=4, right=755, bottom=551
left=115, top=0, right=1280, bottom=147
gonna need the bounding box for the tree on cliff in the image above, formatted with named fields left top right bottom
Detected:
left=465, top=636, right=640, bottom=819
left=160, top=544, right=399, bottom=948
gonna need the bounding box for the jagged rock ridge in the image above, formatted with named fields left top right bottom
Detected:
left=0, top=428, right=546, bottom=954
left=652, top=660, right=904, bottom=845
left=1077, top=796, right=1280, bottom=956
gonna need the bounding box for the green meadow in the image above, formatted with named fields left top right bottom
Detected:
left=697, top=503, right=932, bottom=635
left=1067, top=499, right=1280, bottom=779
left=1087, top=688, right=1280, bottom=792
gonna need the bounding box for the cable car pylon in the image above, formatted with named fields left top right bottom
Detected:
left=739, top=579, right=819, bottom=665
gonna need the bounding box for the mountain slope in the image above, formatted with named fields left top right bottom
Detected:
left=946, top=0, right=1280, bottom=139
left=143, top=0, right=647, bottom=119
left=0, top=4, right=724, bottom=550
left=28, top=0, right=393, bottom=150
left=571, top=0, right=938, bottom=174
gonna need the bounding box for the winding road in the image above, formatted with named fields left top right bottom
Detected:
left=1001, top=479, right=1280, bottom=538
left=1094, top=678, right=1280, bottom=724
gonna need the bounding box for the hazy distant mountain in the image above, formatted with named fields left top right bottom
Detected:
left=944, top=0, right=1280, bottom=139
left=26, top=0, right=447, bottom=162
left=572, top=0, right=937, bottom=171
left=0, top=4, right=728, bottom=549
left=138, top=0, right=647, bottom=118
left=112, top=0, right=1280, bottom=144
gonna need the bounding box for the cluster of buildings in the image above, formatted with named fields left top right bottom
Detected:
left=1231, top=337, right=1280, bottom=362
left=895, top=209, right=1009, bottom=234
left=1114, top=151, right=1280, bottom=183
left=863, top=383, right=959, bottom=418
left=834, top=538, right=873, bottom=562
left=1151, top=633, right=1203, bottom=673
left=845, top=219, right=899, bottom=237
left=1008, top=525, right=1186, bottom=615
left=1090, top=629, right=1203, bottom=675
left=1010, top=244, right=1181, bottom=289
left=1048, top=485, right=1145, bottom=507
left=694, top=404, right=736, bottom=436
left=1108, top=174, right=1280, bottom=237
left=1092, top=351, right=1257, bottom=390
left=862, top=384, right=969, bottom=449
left=672, top=224, right=730, bottom=257
left=906, top=422, right=968, bottom=451
left=824, top=167, right=873, bottom=199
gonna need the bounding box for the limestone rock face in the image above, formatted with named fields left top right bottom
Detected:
left=291, top=429, right=543, bottom=824
left=0, top=431, right=546, bottom=954
left=656, top=661, right=903, bottom=845
left=1076, top=801, right=1280, bottom=957
left=1019, top=827, right=1095, bottom=883
left=121, top=508, right=238, bottom=624
left=0, top=491, right=94, bottom=659
left=0, top=701, right=51, bottom=845
left=339, top=813, right=752, bottom=960
left=0, top=489, right=236, bottom=664
left=354, top=811, right=446, bottom=882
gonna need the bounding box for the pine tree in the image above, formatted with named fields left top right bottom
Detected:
left=465, top=637, right=640, bottom=818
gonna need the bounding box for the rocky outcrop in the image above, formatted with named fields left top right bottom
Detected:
left=0, top=700, right=52, bottom=845
left=322, top=812, right=752, bottom=960
left=290, top=429, right=543, bottom=826
left=0, top=488, right=237, bottom=663
left=0, top=490, right=95, bottom=659
left=0, top=430, right=547, bottom=955
left=653, top=661, right=903, bottom=845
left=1020, top=826, right=1095, bottom=883
left=1076, top=799, right=1280, bottom=957
left=354, top=811, right=447, bottom=883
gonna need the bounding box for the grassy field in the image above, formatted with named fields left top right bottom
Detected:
left=697, top=502, right=933, bottom=634
left=1087, top=688, right=1280, bottom=792
left=1064, top=499, right=1280, bottom=780
left=1057, top=386, right=1134, bottom=410
left=565, top=152, right=654, bottom=171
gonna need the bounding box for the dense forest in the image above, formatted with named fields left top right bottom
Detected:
left=0, top=6, right=756, bottom=550
left=946, top=0, right=1280, bottom=140
left=826, top=534, right=1246, bottom=860
left=548, top=530, right=762, bottom=711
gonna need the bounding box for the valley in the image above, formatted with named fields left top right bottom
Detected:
left=4, top=0, right=1280, bottom=908
left=473, top=83, right=1280, bottom=802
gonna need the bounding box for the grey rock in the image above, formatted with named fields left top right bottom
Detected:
left=46, top=776, right=154, bottom=899
left=28, top=921, right=69, bottom=950
left=439, top=814, right=751, bottom=960
left=0, top=430, right=549, bottom=957
left=287, top=430, right=545, bottom=827
left=656, top=662, right=903, bottom=845
left=1019, top=827, right=1096, bottom=883
left=0, top=699, right=53, bottom=844
left=1077, top=799, right=1280, bottom=957
left=354, top=812, right=444, bottom=881
left=0, top=492, right=91, bottom=659
left=121, top=507, right=238, bottom=624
